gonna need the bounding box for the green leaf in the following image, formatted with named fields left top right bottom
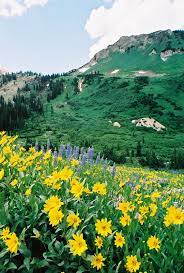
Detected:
left=6, top=262, right=17, bottom=270
left=23, top=257, right=30, bottom=271
left=76, top=266, right=86, bottom=273
left=19, top=244, right=31, bottom=258
left=115, top=261, right=122, bottom=273
left=0, top=249, right=8, bottom=258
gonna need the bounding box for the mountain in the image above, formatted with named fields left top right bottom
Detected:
left=1, top=30, right=184, bottom=168
left=78, top=29, right=184, bottom=75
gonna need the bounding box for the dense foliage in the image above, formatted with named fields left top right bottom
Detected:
left=0, top=73, right=65, bottom=131
left=0, top=73, right=17, bottom=86
left=0, top=94, right=43, bottom=131
left=0, top=132, right=183, bottom=272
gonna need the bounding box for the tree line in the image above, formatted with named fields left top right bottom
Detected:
left=0, top=94, right=43, bottom=131
left=0, top=73, right=66, bottom=131
left=0, top=73, right=17, bottom=87
left=101, top=141, right=184, bottom=169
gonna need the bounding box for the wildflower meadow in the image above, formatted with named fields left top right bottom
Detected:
left=0, top=131, right=183, bottom=273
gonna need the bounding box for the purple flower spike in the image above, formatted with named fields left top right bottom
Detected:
left=53, top=148, right=58, bottom=165
left=35, top=140, right=39, bottom=151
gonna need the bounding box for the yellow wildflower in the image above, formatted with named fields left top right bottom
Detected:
left=147, top=235, right=160, bottom=252
left=164, top=206, right=184, bottom=226
left=0, top=169, right=4, bottom=180
left=91, top=253, right=105, bottom=270
left=59, top=167, right=73, bottom=181
left=93, top=183, right=107, bottom=195
left=70, top=181, right=84, bottom=199
left=25, top=188, right=32, bottom=196
left=69, top=233, right=88, bottom=256
left=71, top=159, right=79, bottom=167
left=120, top=214, right=131, bottom=227
left=95, top=236, right=103, bottom=249
left=114, top=232, right=125, bottom=248
left=5, top=232, right=20, bottom=254
left=67, top=213, right=81, bottom=228
left=149, top=204, right=157, bottom=217
left=48, top=208, right=64, bottom=227
left=118, top=201, right=133, bottom=214
left=139, top=206, right=149, bottom=216
left=95, top=218, right=112, bottom=237
left=125, top=255, right=141, bottom=273
left=0, top=227, right=10, bottom=240
left=44, top=196, right=64, bottom=213
left=10, top=179, right=18, bottom=187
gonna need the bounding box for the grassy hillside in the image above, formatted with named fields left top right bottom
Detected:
left=16, top=71, right=184, bottom=164
left=88, top=51, right=184, bottom=76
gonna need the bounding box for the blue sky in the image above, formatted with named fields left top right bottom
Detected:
left=0, top=0, right=107, bottom=73
left=0, top=0, right=183, bottom=74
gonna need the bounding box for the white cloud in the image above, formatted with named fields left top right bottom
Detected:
left=86, top=0, right=184, bottom=58
left=24, top=0, right=48, bottom=8
left=0, top=0, right=48, bottom=17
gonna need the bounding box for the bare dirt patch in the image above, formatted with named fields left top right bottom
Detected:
left=0, top=75, right=35, bottom=101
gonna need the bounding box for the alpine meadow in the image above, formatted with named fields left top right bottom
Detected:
left=0, top=1, right=184, bottom=273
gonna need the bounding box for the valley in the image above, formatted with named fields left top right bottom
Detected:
left=1, top=30, right=184, bottom=168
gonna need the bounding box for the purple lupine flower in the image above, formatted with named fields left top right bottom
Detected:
left=81, top=153, right=87, bottom=166
left=87, top=147, right=94, bottom=163
left=87, top=147, right=94, bottom=159
left=35, top=140, right=39, bottom=151
left=74, top=146, right=80, bottom=159
left=65, top=144, right=72, bottom=159
left=59, top=144, right=65, bottom=158
left=69, top=146, right=73, bottom=158
left=96, top=153, right=101, bottom=164
left=53, top=148, right=58, bottom=165
left=111, top=163, right=116, bottom=177
left=72, top=146, right=78, bottom=159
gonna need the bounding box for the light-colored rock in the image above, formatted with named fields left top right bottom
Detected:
left=160, top=49, right=184, bottom=61
left=111, top=69, right=120, bottom=75
left=134, top=70, right=165, bottom=77
left=78, top=61, right=97, bottom=73
left=132, top=118, right=166, bottom=131
left=78, top=79, right=84, bottom=92
left=149, top=49, right=157, bottom=55
left=113, top=122, right=121, bottom=128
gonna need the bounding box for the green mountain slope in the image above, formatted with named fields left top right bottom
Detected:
left=19, top=72, right=184, bottom=162
left=78, top=30, right=184, bottom=76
